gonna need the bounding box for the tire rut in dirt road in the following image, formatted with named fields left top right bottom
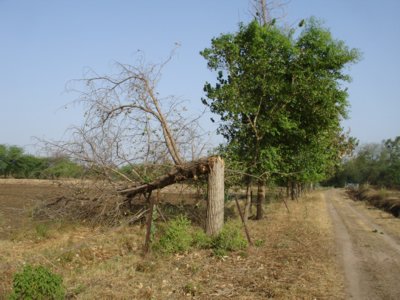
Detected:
left=325, top=189, right=400, bottom=300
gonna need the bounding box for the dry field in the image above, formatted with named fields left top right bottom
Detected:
left=0, top=179, right=347, bottom=299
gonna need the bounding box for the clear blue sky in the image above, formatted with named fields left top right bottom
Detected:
left=1, top=0, right=399, bottom=154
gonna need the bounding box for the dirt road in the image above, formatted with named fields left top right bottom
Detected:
left=325, top=189, right=400, bottom=299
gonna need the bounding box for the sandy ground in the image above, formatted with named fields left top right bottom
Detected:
left=325, top=189, right=400, bottom=300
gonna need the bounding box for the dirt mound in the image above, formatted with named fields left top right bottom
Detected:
left=367, top=196, right=400, bottom=217
left=346, top=186, right=400, bottom=218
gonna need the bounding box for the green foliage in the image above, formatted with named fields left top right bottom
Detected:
left=152, top=216, right=248, bottom=257
left=152, top=216, right=193, bottom=254
left=254, top=239, right=266, bottom=247
left=192, top=229, right=212, bottom=248
left=0, top=144, right=84, bottom=179
left=200, top=16, right=362, bottom=186
left=324, top=136, right=400, bottom=188
left=210, top=221, right=248, bottom=252
left=8, top=264, right=66, bottom=300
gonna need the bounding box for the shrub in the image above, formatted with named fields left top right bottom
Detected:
left=377, top=187, right=389, bottom=200
left=153, top=216, right=193, bottom=254
left=192, top=229, right=212, bottom=248
left=211, top=221, right=248, bottom=252
left=8, top=264, right=66, bottom=300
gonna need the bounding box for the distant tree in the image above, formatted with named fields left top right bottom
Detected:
left=0, top=145, right=25, bottom=178
left=324, top=137, right=400, bottom=188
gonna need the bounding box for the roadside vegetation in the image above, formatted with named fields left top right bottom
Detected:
left=323, top=136, right=400, bottom=188
left=346, top=184, right=400, bottom=218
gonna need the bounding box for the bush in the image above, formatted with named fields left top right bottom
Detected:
left=192, top=230, right=212, bottom=248
left=211, top=221, right=248, bottom=252
left=8, top=264, right=66, bottom=300
left=153, top=217, right=248, bottom=257
left=153, top=216, right=193, bottom=254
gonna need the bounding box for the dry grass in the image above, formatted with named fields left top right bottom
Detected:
left=0, top=191, right=346, bottom=299
left=346, top=185, right=400, bottom=218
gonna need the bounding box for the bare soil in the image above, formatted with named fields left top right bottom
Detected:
left=325, top=189, right=400, bottom=299
left=0, top=179, right=64, bottom=239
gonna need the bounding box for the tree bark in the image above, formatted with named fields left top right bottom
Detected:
left=291, top=181, right=296, bottom=201
left=119, top=156, right=216, bottom=199
left=256, top=179, right=266, bottom=220
left=286, top=180, right=290, bottom=198
left=298, top=183, right=302, bottom=198
left=205, top=156, right=224, bottom=236
left=244, top=176, right=252, bottom=222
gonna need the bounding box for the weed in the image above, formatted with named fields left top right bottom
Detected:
left=239, top=250, right=248, bottom=258
left=8, top=264, right=66, bottom=299
left=183, top=282, right=201, bottom=296
left=212, top=248, right=228, bottom=258
left=35, top=222, right=49, bottom=238
left=254, top=239, right=266, bottom=247
left=192, top=262, right=199, bottom=272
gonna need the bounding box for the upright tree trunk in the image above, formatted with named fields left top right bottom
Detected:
left=291, top=181, right=296, bottom=201
left=256, top=179, right=266, bottom=220
left=206, top=156, right=224, bottom=236
left=298, top=183, right=302, bottom=198
left=310, top=182, right=313, bottom=191
left=250, top=191, right=253, bottom=215
left=286, top=180, right=290, bottom=198
left=244, top=176, right=252, bottom=222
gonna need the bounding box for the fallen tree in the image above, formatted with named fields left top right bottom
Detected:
left=36, top=47, right=224, bottom=235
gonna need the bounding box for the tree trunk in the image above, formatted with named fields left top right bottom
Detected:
left=291, top=181, right=296, bottom=201
left=250, top=190, right=253, bottom=215
left=286, top=181, right=290, bottom=198
left=310, top=182, right=313, bottom=191
left=244, top=176, right=252, bottom=222
left=298, top=183, right=302, bottom=198
left=206, top=156, right=224, bottom=236
left=256, top=180, right=266, bottom=220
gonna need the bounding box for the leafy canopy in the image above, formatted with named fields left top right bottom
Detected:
left=201, top=17, right=362, bottom=181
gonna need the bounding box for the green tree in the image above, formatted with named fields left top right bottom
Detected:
left=0, top=145, right=25, bottom=178
left=201, top=17, right=362, bottom=215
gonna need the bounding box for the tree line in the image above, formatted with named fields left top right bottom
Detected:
left=0, top=144, right=83, bottom=179
left=323, top=136, right=400, bottom=188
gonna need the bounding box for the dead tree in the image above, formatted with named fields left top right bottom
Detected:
left=37, top=47, right=224, bottom=235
